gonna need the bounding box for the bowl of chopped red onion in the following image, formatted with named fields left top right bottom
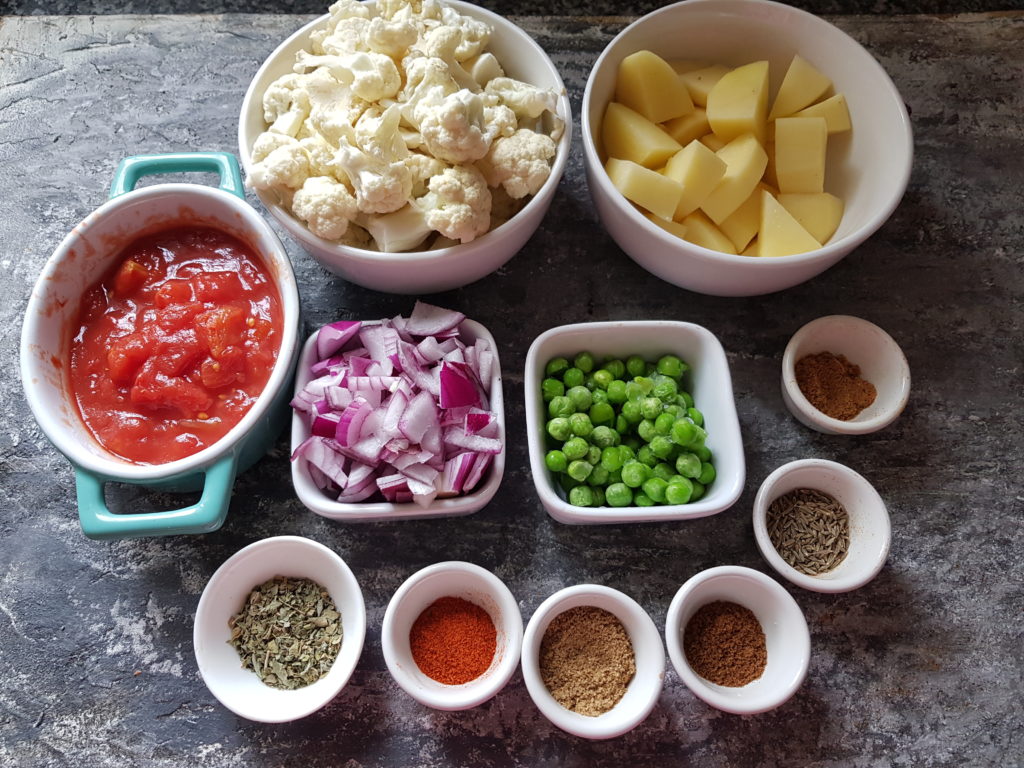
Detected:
left=290, top=302, right=505, bottom=521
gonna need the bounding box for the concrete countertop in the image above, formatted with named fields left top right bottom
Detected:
left=1, top=6, right=1022, bottom=767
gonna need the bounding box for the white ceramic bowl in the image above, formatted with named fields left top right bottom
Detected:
left=665, top=566, right=810, bottom=714
left=581, top=0, right=913, bottom=297
left=193, top=535, right=367, bottom=723
left=524, top=321, right=745, bottom=524
left=381, top=561, right=523, bottom=710
left=291, top=318, right=505, bottom=521
left=781, top=314, right=911, bottom=434
left=753, top=458, right=891, bottom=593
left=238, top=0, right=572, bottom=294
left=521, top=584, right=664, bottom=739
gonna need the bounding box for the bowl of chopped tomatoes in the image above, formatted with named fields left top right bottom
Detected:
left=20, top=152, right=301, bottom=540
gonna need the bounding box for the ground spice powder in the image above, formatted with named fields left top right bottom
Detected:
left=795, top=351, right=877, bottom=420
left=683, top=600, right=766, bottom=687
left=410, top=596, right=497, bottom=685
left=539, top=605, right=636, bottom=717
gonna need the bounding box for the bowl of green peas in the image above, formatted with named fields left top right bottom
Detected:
left=524, top=321, right=745, bottom=524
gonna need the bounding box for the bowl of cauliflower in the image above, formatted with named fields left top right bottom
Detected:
left=239, top=0, right=571, bottom=294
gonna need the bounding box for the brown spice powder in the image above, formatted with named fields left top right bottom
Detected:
left=683, top=600, right=766, bottom=687
left=795, top=351, right=877, bottom=421
left=539, top=606, right=636, bottom=717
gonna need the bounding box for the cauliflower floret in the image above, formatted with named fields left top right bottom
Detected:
left=303, top=67, right=365, bottom=145
left=298, top=132, right=341, bottom=178
left=248, top=136, right=310, bottom=191
left=398, top=54, right=459, bottom=124
left=485, top=77, right=560, bottom=121
left=417, top=165, right=491, bottom=243
left=336, top=145, right=413, bottom=214
left=478, top=128, right=556, bottom=199
left=365, top=16, right=418, bottom=59
left=294, top=50, right=401, bottom=102
left=363, top=204, right=433, bottom=252
left=291, top=176, right=359, bottom=240
left=404, top=152, right=448, bottom=197
left=414, top=89, right=497, bottom=164
left=310, top=0, right=372, bottom=54
left=355, top=104, right=408, bottom=163
left=262, top=73, right=312, bottom=137
left=438, top=4, right=491, bottom=61
left=379, top=0, right=442, bottom=22
left=419, top=26, right=479, bottom=91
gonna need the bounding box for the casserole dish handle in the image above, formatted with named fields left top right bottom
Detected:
left=109, top=152, right=245, bottom=200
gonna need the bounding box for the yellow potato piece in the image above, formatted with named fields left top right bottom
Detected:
left=605, top=157, right=685, bottom=220
left=644, top=211, right=688, bottom=240
left=662, top=108, right=710, bottom=147
left=668, top=59, right=709, bottom=75
left=616, top=50, right=694, bottom=123
left=602, top=102, right=682, bottom=168
left=662, top=140, right=728, bottom=219
left=760, top=190, right=822, bottom=256
left=793, top=93, right=852, bottom=134
left=778, top=192, right=844, bottom=243
left=700, top=133, right=768, bottom=225
left=706, top=61, right=770, bottom=144
left=682, top=210, right=738, bottom=254
left=775, top=116, right=828, bottom=193
left=699, top=132, right=727, bottom=152
left=680, top=65, right=731, bottom=108
left=719, top=184, right=768, bottom=252
left=742, top=238, right=761, bottom=257
left=768, top=55, right=833, bottom=120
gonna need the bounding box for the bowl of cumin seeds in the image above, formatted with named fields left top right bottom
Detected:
left=753, top=459, right=891, bottom=593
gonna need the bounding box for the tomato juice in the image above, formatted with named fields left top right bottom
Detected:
left=69, top=226, right=283, bottom=464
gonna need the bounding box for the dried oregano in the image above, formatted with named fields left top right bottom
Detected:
left=228, top=576, right=343, bottom=690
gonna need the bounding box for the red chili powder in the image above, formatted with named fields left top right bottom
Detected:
left=410, top=596, right=497, bottom=685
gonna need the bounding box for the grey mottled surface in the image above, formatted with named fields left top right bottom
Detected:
left=1, top=10, right=1023, bottom=768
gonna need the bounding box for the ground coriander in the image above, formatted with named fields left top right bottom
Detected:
left=795, top=351, right=876, bottom=420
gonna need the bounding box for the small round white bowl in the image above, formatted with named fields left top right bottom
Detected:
left=581, top=0, right=913, bottom=296
left=521, top=585, right=664, bottom=739
left=381, top=561, right=523, bottom=711
left=291, top=318, right=505, bottom=521
left=753, top=459, right=891, bottom=593
left=193, top=536, right=366, bottom=723
left=238, top=0, right=571, bottom=294
left=781, top=314, right=911, bottom=435
left=665, top=566, right=810, bottom=714
left=524, top=321, right=745, bottom=524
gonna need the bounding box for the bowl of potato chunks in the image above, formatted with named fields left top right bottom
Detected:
left=582, top=0, right=913, bottom=297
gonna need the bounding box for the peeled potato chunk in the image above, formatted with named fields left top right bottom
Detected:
left=793, top=93, right=852, bottom=134
left=668, top=59, right=709, bottom=75
left=699, top=132, right=727, bottom=152
left=768, top=55, right=833, bottom=119
left=662, top=140, right=728, bottom=219
left=742, top=238, right=761, bottom=257
left=682, top=210, right=738, bottom=254
left=605, top=157, right=684, bottom=220
left=644, top=211, right=689, bottom=240
left=602, top=102, right=682, bottom=168
left=760, top=190, right=822, bottom=256
left=680, top=65, right=731, bottom=108
left=662, top=108, right=710, bottom=147
left=706, top=61, right=770, bottom=144
left=616, top=50, right=694, bottom=124
left=700, top=133, right=768, bottom=225
left=778, top=192, right=844, bottom=243
left=775, top=116, right=828, bottom=193
left=719, top=184, right=767, bottom=252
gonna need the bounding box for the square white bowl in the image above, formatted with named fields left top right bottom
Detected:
left=291, top=319, right=505, bottom=521
left=524, top=321, right=745, bottom=524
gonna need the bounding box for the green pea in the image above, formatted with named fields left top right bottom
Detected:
left=569, top=485, right=595, bottom=507
left=620, top=399, right=643, bottom=424
left=687, top=407, right=704, bottom=427
left=567, top=460, right=593, bottom=482
left=563, top=437, right=589, bottom=460
left=636, top=445, right=657, bottom=467
left=665, top=477, right=693, bottom=504
left=650, top=435, right=674, bottom=460
left=621, top=460, right=650, bottom=487
left=567, top=385, right=592, bottom=412
left=694, top=445, right=712, bottom=462
left=690, top=480, right=706, bottom=501
left=640, top=397, right=663, bottom=420
left=657, top=354, right=688, bottom=380
left=654, top=412, right=676, bottom=435
left=615, top=414, right=629, bottom=435
left=591, top=486, right=606, bottom=507
left=546, top=417, right=571, bottom=442
left=601, top=445, right=624, bottom=472
left=634, top=493, right=655, bottom=507
left=606, top=379, right=627, bottom=404
left=677, top=390, right=695, bottom=409
left=541, top=378, right=565, bottom=402
left=653, top=377, right=678, bottom=402
left=563, top=367, right=584, bottom=388
left=676, top=452, right=702, bottom=478
left=545, top=357, right=569, bottom=378
left=602, top=359, right=626, bottom=379
left=606, top=468, right=622, bottom=485
left=670, top=419, right=698, bottom=446
left=592, top=369, right=613, bottom=390
left=642, top=477, right=669, bottom=503
left=618, top=444, right=636, bottom=463
left=606, top=482, right=633, bottom=507
left=633, top=377, right=654, bottom=396
left=548, top=395, right=574, bottom=419
left=637, top=418, right=657, bottom=443
left=587, top=445, right=602, bottom=466
left=688, top=425, right=708, bottom=449
left=652, top=462, right=675, bottom=481
left=698, top=461, right=716, bottom=486
left=587, top=465, right=610, bottom=487
left=573, top=351, right=595, bottom=374
left=591, top=388, right=609, bottom=405
left=589, top=402, right=615, bottom=426
left=622, top=436, right=641, bottom=452
left=626, top=355, right=647, bottom=378
left=625, top=381, right=645, bottom=401
left=569, top=412, right=593, bottom=438
left=545, top=450, right=568, bottom=473
left=590, top=425, right=618, bottom=448
left=559, top=473, right=581, bottom=492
